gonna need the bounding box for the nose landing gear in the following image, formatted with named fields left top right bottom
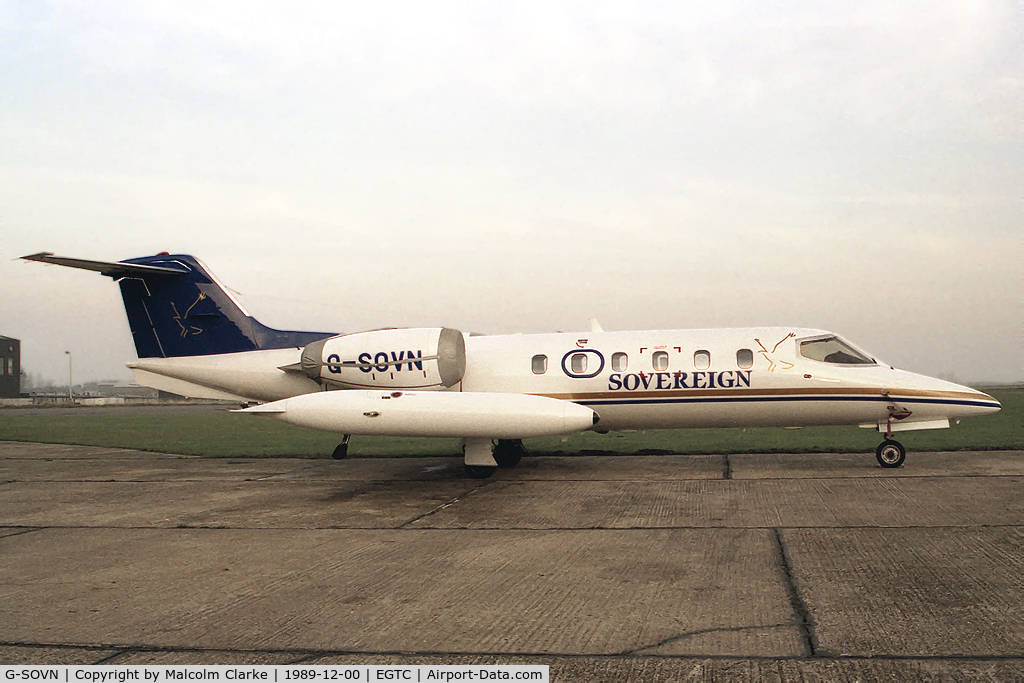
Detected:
left=876, top=439, right=906, bottom=468
left=876, top=403, right=908, bottom=468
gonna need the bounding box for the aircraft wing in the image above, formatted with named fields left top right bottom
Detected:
left=20, top=252, right=189, bottom=278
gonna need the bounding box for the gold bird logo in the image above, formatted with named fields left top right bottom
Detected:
left=754, top=332, right=795, bottom=372
left=171, top=292, right=207, bottom=337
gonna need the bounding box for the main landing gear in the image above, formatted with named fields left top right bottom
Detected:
left=876, top=439, right=906, bottom=468
left=465, top=464, right=497, bottom=479
left=494, top=439, right=527, bottom=468
left=331, top=435, right=351, bottom=460
left=463, top=438, right=528, bottom=478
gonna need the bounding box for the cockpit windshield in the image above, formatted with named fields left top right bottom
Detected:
left=799, top=336, right=876, bottom=365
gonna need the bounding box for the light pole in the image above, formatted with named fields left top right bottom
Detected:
left=65, top=351, right=73, bottom=403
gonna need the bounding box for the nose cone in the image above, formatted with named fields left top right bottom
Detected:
left=883, top=369, right=1001, bottom=422
left=964, top=388, right=1001, bottom=417
left=925, top=376, right=1001, bottom=419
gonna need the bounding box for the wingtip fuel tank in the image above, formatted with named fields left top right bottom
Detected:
left=241, top=390, right=599, bottom=439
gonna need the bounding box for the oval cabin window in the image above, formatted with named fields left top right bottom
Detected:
left=571, top=353, right=588, bottom=374
left=612, top=352, right=628, bottom=372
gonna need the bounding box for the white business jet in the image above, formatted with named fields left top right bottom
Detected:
left=22, top=252, right=1001, bottom=477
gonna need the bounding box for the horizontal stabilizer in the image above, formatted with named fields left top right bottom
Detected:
left=21, top=252, right=189, bottom=278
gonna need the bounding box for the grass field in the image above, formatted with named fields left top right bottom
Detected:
left=0, top=390, right=1020, bottom=458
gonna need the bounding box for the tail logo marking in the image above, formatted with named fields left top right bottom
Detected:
left=171, top=292, right=207, bottom=337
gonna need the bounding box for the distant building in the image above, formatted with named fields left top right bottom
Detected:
left=96, top=381, right=159, bottom=399
left=0, top=336, right=20, bottom=398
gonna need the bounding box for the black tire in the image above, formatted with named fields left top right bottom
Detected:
left=876, top=439, right=906, bottom=468
left=465, top=464, right=497, bottom=479
left=493, top=439, right=527, bottom=468
left=331, top=442, right=349, bottom=460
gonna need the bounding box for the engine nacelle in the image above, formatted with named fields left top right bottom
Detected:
left=301, top=328, right=466, bottom=390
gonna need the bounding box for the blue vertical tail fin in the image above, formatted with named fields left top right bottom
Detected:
left=22, top=252, right=333, bottom=358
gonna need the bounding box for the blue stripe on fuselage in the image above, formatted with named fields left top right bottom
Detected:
left=575, top=395, right=1000, bottom=409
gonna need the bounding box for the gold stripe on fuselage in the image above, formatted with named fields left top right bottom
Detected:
left=538, top=387, right=992, bottom=403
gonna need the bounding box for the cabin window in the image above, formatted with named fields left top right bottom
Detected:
left=652, top=351, right=669, bottom=371
left=612, top=352, right=628, bottom=372
left=570, top=353, right=588, bottom=374
left=799, top=336, right=875, bottom=365
left=532, top=354, right=548, bottom=374
left=694, top=350, right=711, bottom=370
left=736, top=348, right=753, bottom=369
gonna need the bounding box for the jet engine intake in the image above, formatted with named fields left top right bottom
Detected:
left=301, top=327, right=466, bottom=390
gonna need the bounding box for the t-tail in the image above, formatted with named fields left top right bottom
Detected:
left=21, top=252, right=334, bottom=358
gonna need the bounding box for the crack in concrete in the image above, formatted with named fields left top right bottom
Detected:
left=771, top=527, right=819, bottom=657
left=92, top=649, right=133, bottom=664
left=1, top=640, right=1022, bottom=662
left=1, top=523, right=1020, bottom=532
left=624, top=622, right=792, bottom=655
left=0, top=527, right=42, bottom=539
left=398, top=480, right=497, bottom=528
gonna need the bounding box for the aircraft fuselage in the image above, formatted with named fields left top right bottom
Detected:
left=128, top=326, right=999, bottom=434
left=22, top=251, right=1000, bottom=476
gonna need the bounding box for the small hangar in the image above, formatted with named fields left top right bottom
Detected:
left=0, top=335, right=20, bottom=398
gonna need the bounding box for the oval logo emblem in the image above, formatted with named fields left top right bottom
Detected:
left=561, top=349, right=605, bottom=379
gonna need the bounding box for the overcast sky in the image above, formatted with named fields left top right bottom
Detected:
left=1, top=1, right=1021, bottom=386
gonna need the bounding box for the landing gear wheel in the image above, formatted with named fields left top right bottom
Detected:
left=493, top=439, right=527, bottom=468
left=332, top=435, right=351, bottom=460
left=465, top=464, right=498, bottom=479
left=876, top=439, right=906, bottom=468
